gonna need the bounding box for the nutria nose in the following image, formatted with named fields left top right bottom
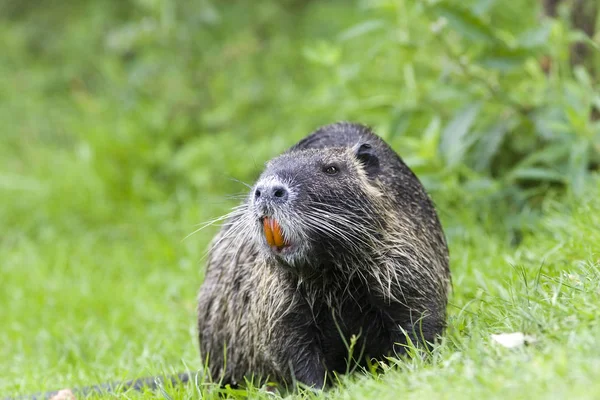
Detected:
left=254, top=184, right=289, bottom=203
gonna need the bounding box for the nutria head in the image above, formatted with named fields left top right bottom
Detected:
left=249, top=142, right=385, bottom=273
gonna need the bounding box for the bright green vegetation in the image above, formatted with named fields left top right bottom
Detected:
left=1, top=0, right=599, bottom=399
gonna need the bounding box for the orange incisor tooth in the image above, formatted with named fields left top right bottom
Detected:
left=263, top=217, right=285, bottom=247
left=263, top=217, right=275, bottom=246
left=271, top=219, right=285, bottom=247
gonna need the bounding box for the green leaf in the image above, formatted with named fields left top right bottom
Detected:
left=583, top=34, right=600, bottom=52
left=592, top=95, right=600, bottom=112
left=515, top=143, right=572, bottom=167
left=302, top=41, right=342, bottom=66
left=477, top=47, right=531, bottom=72
left=338, top=20, right=386, bottom=41
left=573, top=65, right=593, bottom=88
left=516, top=23, right=552, bottom=49
left=433, top=3, right=501, bottom=44
left=569, top=31, right=600, bottom=53
left=472, top=0, right=497, bottom=16
left=472, top=119, right=511, bottom=172
left=389, top=110, right=414, bottom=138
left=568, top=140, right=590, bottom=195
left=440, top=103, right=481, bottom=167
left=508, top=167, right=565, bottom=183
left=421, top=115, right=443, bottom=161
left=424, top=115, right=442, bottom=143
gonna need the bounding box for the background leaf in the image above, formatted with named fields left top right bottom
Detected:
left=440, top=103, right=481, bottom=168
left=433, top=3, right=502, bottom=44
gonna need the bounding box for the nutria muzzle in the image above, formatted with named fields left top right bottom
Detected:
left=252, top=177, right=294, bottom=253
left=253, top=178, right=290, bottom=206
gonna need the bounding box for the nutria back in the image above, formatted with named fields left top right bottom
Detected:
left=196, top=122, right=450, bottom=388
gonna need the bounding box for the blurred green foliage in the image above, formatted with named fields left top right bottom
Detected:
left=2, top=0, right=598, bottom=214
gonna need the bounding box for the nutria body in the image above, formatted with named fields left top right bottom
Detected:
left=197, top=122, right=450, bottom=388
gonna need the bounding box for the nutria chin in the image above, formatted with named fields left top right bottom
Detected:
left=10, top=122, right=450, bottom=400
left=197, top=122, right=451, bottom=389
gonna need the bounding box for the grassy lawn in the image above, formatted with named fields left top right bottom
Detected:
left=2, top=0, right=599, bottom=399
left=3, top=142, right=600, bottom=400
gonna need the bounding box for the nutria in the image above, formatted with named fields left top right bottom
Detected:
left=197, top=122, right=450, bottom=389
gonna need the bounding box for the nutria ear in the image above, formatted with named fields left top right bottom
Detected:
left=354, top=143, right=380, bottom=178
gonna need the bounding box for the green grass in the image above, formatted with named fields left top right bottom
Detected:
left=1, top=0, right=600, bottom=398
left=3, top=154, right=600, bottom=399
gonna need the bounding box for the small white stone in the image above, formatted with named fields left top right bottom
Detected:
left=491, top=332, right=535, bottom=348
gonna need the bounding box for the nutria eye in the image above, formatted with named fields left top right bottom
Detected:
left=324, top=165, right=339, bottom=175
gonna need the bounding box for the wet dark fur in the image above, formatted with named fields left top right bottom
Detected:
left=197, top=122, right=450, bottom=389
